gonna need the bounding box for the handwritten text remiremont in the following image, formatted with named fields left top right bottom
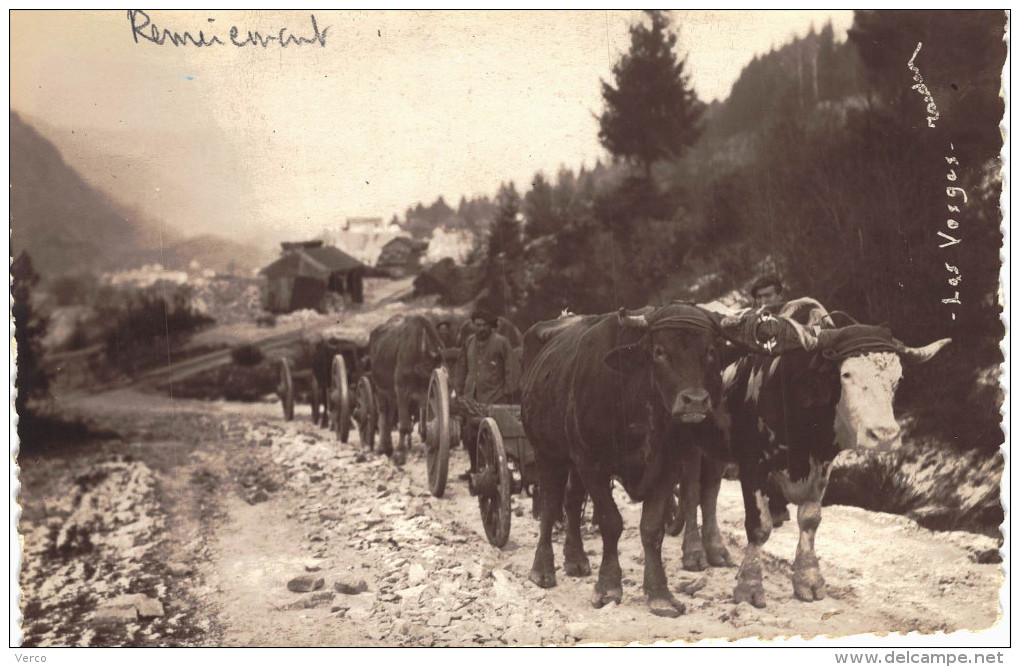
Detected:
left=128, top=10, right=328, bottom=48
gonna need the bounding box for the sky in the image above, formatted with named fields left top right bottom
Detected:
left=9, top=10, right=853, bottom=249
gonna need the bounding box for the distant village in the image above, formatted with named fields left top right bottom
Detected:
left=259, top=216, right=475, bottom=314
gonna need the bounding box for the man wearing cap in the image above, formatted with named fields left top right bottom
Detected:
left=454, top=309, right=515, bottom=480
left=749, top=274, right=785, bottom=310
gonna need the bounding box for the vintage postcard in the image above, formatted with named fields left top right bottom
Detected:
left=9, top=10, right=1008, bottom=652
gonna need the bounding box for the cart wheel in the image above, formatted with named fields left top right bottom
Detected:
left=477, top=417, right=512, bottom=548
left=354, top=376, right=376, bottom=450
left=425, top=367, right=451, bottom=498
left=278, top=357, right=294, bottom=421
left=331, top=355, right=351, bottom=443
left=310, top=374, right=321, bottom=426
left=665, top=483, right=684, bottom=536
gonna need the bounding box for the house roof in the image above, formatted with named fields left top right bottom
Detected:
left=260, top=245, right=364, bottom=280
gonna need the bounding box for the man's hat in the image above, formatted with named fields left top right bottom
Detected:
left=750, top=274, right=783, bottom=296
left=471, top=309, right=498, bottom=327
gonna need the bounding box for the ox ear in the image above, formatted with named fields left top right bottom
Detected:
left=603, top=340, right=649, bottom=374
left=898, top=338, right=952, bottom=365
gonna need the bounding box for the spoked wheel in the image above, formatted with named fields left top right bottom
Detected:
left=475, top=417, right=512, bottom=548
left=353, top=376, right=377, bottom=450
left=425, top=367, right=451, bottom=498
left=310, top=374, right=321, bottom=426
left=278, top=357, right=294, bottom=421
left=331, top=355, right=351, bottom=443
left=665, top=483, right=684, bottom=536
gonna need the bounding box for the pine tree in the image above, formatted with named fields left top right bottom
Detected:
left=523, top=172, right=557, bottom=241
left=598, top=10, right=705, bottom=180
left=482, top=183, right=524, bottom=317
left=12, top=252, right=49, bottom=424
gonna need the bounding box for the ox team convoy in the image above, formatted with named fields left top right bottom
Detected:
left=283, top=280, right=951, bottom=619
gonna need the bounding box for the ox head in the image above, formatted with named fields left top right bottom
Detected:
left=800, top=321, right=951, bottom=451
left=603, top=304, right=723, bottom=424
left=415, top=317, right=446, bottom=377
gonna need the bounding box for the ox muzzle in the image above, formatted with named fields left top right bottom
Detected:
left=671, top=388, right=712, bottom=423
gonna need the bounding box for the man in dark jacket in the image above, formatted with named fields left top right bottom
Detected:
left=454, top=309, right=515, bottom=480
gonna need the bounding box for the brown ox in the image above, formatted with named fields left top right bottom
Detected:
left=368, top=314, right=445, bottom=465
left=521, top=304, right=805, bottom=617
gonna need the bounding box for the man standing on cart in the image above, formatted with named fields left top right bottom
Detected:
left=454, top=309, right=516, bottom=482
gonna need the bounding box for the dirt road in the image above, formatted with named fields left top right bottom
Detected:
left=19, top=389, right=1002, bottom=647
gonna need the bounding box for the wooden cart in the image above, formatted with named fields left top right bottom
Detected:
left=276, top=335, right=378, bottom=449
left=422, top=367, right=536, bottom=548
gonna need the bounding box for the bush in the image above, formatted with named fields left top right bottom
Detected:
left=230, top=344, right=264, bottom=367
left=100, top=285, right=214, bottom=372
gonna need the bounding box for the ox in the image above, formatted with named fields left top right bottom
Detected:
left=368, top=314, right=446, bottom=465
left=678, top=297, right=951, bottom=607
left=521, top=303, right=788, bottom=617
left=306, top=336, right=357, bottom=429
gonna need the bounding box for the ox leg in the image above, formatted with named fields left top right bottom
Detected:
left=679, top=447, right=707, bottom=571
left=700, top=457, right=732, bottom=567
left=765, top=477, right=791, bottom=527
left=318, top=381, right=329, bottom=428
left=641, top=466, right=686, bottom=617
left=393, top=383, right=412, bottom=467
left=377, top=394, right=393, bottom=456
left=734, top=466, right=772, bottom=608
left=574, top=468, right=624, bottom=609
left=776, top=459, right=830, bottom=602
left=530, top=458, right=569, bottom=589
left=791, top=501, right=826, bottom=601
left=562, top=467, right=591, bottom=577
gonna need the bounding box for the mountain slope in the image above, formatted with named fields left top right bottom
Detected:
left=10, top=111, right=267, bottom=277
left=9, top=110, right=161, bottom=275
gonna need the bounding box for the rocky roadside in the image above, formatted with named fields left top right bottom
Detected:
left=17, top=455, right=209, bottom=646
left=246, top=423, right=584, bottom=646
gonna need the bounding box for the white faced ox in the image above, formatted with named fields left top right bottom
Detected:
left=818, top=326, right=952, bottom=452
left=713, top=301, right=951, bottom=610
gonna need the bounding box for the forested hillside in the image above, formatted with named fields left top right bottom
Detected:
left=408, top=11, right=1006, bottom=452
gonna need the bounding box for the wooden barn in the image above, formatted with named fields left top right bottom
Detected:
left=377, top=236, right=429, bottom=277
left=259, top=240, right=366, bottom=313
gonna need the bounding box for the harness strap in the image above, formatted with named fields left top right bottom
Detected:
left=821, top=336, right=900, bottom=361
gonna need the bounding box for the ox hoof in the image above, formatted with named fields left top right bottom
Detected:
left=682, top=550, right=709, bottom=572
left=563, top=558, right=592, bottom=578
left=529, top=569, right=557, bottom=589
left=591, top=587, right=623, bottom=609
left=392, top=449, right=408, bottom=467
left=648, top=595, right=685, bottom=618
left=793, top=568, right=826, bottom=602
left=706, top=545, right=733, bottom=568
left=734, top=581, right=767, bottom=609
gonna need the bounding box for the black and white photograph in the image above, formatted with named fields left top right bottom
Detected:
left=9, top=9, right=1008, bottom=650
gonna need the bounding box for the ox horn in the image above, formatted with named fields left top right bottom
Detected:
left=898, top=337, right=952, bottom=365
left=781, top=316, right=821, bottom=351
left=617, top=307, right=649, bottom=329
left=814, top=328, right=842, bottom=351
